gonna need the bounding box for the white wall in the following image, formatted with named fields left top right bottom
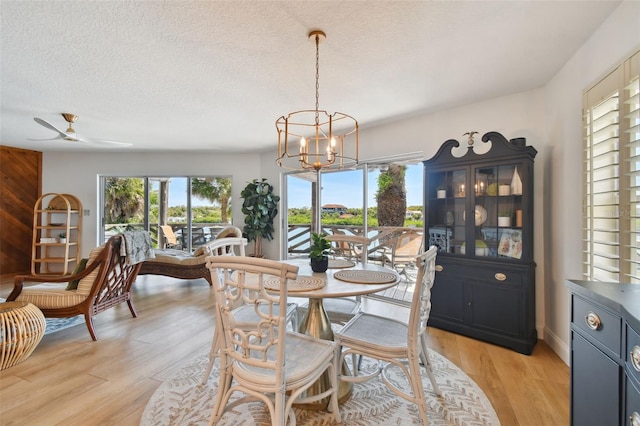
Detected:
left=42, top=151, right=261, bottom=256
left=543, top=1, right=640, bottom=363
left=40, top=0, right=638, bottom=364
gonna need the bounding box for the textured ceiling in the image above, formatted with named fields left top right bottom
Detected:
left=0, top=1, right=620, bottom=152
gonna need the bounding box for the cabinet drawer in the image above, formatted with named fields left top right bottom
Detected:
left=628, top=324, right=640, bottom=384
left=572, top=295, right=622, bottom=357
left=627, top=376, right=640, bottom=426
left=435, top=261, right=524, bottom=286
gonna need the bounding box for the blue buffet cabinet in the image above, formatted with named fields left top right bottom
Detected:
left=565, top=280, right=640, bottom=426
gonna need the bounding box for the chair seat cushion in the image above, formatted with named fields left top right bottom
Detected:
left=145, top=249, right=205, bottom=266
left=77, top=245, right=106, bottom=295
left=338, top=312, right=408, bottom=350
left=16, top=283, right=86, bottom=309
left=232, top=332, right=336, bottom=388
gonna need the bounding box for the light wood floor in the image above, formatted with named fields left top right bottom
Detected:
left=0, top=275, right=569, bottom=425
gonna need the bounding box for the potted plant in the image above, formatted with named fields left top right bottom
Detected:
left=498, top=210, right=512, bottom=227
left=436, top=184, right=447, bottom=199
left=309, top=232, right=331, bottom=272
left=240, top=178, right=280, bottom=258
left=58, top=232, right=67, bottom=243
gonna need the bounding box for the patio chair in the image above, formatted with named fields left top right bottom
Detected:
left=383, top=229, right=424, bottom=280
left=7, top=233, right=148, bottom=341
left=326, top=233, right=369, bottom=264
left=200, top=237, right=299, bottom=384
left=206, top=256, right=341, bottom=425
left=160, top=225, right=182, bottom=249
left=334, top=246, right=441, bottom=425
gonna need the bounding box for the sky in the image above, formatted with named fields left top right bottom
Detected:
left=286, top=164, right=423, bottom=209
left=163, top=163, right=423, bottom=209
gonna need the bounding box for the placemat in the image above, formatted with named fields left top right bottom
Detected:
left=333, top=270, right=398, bottom=284
left=264, top=275, right=326, bottom=292
left=328, top=259, right=356, bottom=269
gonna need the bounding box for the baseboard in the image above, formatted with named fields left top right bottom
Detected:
left=543, top=326, right=570, bottom=365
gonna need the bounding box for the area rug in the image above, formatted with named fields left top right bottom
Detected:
left=141, top=351, right=499, bottom=425
left=0, top=299, right=84, bottom=335
left=44, top=316, right=84, bottom=335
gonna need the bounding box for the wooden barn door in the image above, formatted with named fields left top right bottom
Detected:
left=0, top=145, right=42, bottom=277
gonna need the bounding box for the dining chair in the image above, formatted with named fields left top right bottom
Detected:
left=334, top=246, right=441, bottom=425
left=322, top=233, right=372, bottom=324
left=200, top=237, right=299, bottom=385
left=206, top=256, right=341, bottom=425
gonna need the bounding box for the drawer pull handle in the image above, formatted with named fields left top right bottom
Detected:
left=631, top=412, right=640, bottom=426
left=494, top=273, right=507, bottom=281
left=632, top=346, right=640, bottom=372
left=584, top=311, right=601, bottom=331
left=435, top=265, right=443, bottom=272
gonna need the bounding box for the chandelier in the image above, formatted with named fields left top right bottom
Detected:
left=276, top=30, right=359, bottom=171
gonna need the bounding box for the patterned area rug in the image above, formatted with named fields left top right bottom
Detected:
left=44, top=316, right=84, bottom=335
left=0, top=298, right=84, bottom=335
left=141, top=351, right=500, bottom=425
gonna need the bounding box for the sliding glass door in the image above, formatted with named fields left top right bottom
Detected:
left=100, top=175, right=232, bottom=252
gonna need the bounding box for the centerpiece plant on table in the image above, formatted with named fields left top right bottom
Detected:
left=309, top=232, right=331, bottom=272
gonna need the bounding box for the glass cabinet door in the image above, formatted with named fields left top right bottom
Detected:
left=472, top=163, right=524, bottom=259
left=426, top=168, right=466, bottom=254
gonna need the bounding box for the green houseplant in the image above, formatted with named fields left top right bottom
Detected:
left=309, top=232, right=331, bottom=272
left=241, top=178, right=280, bottom=258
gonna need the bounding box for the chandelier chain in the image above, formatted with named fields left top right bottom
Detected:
left=315, top=33, right=320, bottom=124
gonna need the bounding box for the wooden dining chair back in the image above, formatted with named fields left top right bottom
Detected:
left=214, top=225, right=243, bottom=239
left=204, top=236, right=247, bottom=256
left=200, top=236, right=298, bottom=383
left=200, top=237, right=298, bottom=384
left=206, top=256, right=341, bottom=425
left=8, top=234, right=144, bottom=341
left=334, top=246, right=441, bottom=424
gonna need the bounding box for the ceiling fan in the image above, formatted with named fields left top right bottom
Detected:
left=31, top=113, right=132, bottom=147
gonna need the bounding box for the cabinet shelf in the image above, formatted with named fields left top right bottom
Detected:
left=424, top=131, right=537, bottom=354
left=31, top=193, right=82, bottom=275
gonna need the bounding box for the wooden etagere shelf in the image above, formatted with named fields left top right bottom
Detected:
left=31, top=193, right=82, bottom=275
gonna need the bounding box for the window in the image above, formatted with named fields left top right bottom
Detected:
left=583, top=50, right=640, bottom=282
left=282, top=155, right=424, bottom=258
left=100, top=176, right=232, bottom=252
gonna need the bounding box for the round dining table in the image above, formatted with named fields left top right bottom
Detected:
left=283, top=257, right=400, bottom=410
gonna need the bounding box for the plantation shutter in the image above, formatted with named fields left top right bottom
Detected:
left=583, top=50, right=640, bottom=283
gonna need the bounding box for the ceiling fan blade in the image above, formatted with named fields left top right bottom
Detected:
left=75, top=134, right=132, bottom=147
left=90, top=139, right=133, bottom=147
left=34, top=117, right=68, bottom=138
left=27, top=136, right=64, bottom=141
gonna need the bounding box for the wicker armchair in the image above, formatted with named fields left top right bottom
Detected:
left=7, top=234, right=144, bottom=341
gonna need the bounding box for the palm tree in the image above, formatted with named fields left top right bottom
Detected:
left=376, top=164, right=407, bottom=227
left=191, top=177, right=232, bottom=223
left=104, top=177, right=144, bottom=223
